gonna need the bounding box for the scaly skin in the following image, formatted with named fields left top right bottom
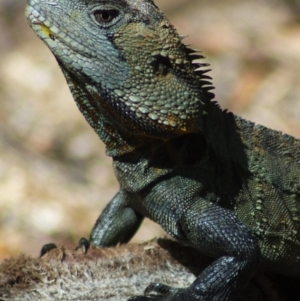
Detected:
left=26, top=0, right=300, bottom=300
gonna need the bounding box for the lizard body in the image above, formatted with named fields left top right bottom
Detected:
left=26, top=0, right=300, bottom=300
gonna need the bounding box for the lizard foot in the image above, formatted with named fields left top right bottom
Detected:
left=128, top=283, right=194, bottom=301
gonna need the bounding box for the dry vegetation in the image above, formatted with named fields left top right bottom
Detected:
left=1, top=239, right=299, bottom=300
left=0, top=0, right=300, bottom=260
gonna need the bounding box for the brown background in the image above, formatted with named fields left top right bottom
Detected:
left=0, top=0, right=300, bottom=260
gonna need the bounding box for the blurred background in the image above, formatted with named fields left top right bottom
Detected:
left=1, top=0, right=300, bottom=260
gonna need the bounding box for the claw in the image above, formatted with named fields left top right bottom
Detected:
left=75, top=237, right=90, bottom=254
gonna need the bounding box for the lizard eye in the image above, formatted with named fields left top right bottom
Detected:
left=94, top=9, right=119, bottom=24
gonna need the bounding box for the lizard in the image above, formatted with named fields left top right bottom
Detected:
left=25, top=0, right=300, bottom=300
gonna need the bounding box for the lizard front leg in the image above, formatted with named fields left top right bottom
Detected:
left=129, top=199, right=260, bottom=301
left=89, top=190, right=144, bottom=247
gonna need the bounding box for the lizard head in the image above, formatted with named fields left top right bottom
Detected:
left=26, top=0, right=214, bottom=140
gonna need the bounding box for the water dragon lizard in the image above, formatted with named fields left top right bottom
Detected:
left=26, top=0, right=300, bottom=300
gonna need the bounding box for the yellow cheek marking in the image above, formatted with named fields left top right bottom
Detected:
left=40, top=25, right=51, bottom=36
left=39, top=24, right=56, bottom=40
left=40, top=25, right=52, bottom=37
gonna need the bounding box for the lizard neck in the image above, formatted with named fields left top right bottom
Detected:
left=64, top=64, right=249, bottom=195
left=62, top=59, right=247, bottom=169
left=61, top=62, right=209, bottom=158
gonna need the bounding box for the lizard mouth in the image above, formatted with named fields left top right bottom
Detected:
left=26, top=1, right=128, bottom=87
left=26, top=3, right=87, bottom=56
left=26, top=4, right=61, bottom=47
left=32, top=20, right=56, bottom=40
left=26, top=0, right=59, bottom=40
